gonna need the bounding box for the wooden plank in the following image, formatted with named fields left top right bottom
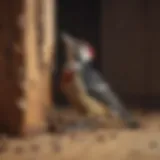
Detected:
left=41, top=0, right=56, bottom=110
left=22, top=0, right=47, bottom=136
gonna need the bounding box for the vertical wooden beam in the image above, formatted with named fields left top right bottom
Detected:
left=22, top=0, right=56, bottom=136
left=22, top=0, right=47, bottom=136
left=41, top=0, right=56, bottom=110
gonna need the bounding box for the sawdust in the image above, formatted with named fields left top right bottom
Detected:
left=0, top=110, right=160, bottom=160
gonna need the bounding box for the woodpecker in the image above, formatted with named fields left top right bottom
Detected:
left=60, top=33, right=139, bottom=129
left=60, top=34, right=108, bottom=117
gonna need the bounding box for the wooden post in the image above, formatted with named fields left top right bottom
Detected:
left=22, top=0, right=56, bottom=136
left=22, top=0, right=44, bottom=136
left=41, top=0, right=55, bottom=111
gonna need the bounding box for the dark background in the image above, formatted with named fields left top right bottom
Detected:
left=55, top=0, right=160, bottom=108
left=54, top=0, right=101, bottom=105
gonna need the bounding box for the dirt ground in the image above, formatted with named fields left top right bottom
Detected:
left=0, top=109, right=160, bottom=160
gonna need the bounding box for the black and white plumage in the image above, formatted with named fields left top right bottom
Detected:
left=61, top=33, right=139, bottom=128
left=81, top=63, right=139, bottom=128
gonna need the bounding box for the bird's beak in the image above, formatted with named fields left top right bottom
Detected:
left=61, top=32, right=75, bottom=44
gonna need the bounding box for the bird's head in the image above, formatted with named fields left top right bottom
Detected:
left=61, top=32, right=95, bottom=65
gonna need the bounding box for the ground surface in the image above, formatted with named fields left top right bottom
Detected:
left=0, top=109, right=160, bottom=160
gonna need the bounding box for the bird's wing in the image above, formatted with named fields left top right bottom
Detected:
left=82, top=66, right=134, bottom=120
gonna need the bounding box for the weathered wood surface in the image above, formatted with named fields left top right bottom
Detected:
left=22, top=0, right=56, bottom=136
left=0, top=112, right=160, bottom=160
left=0, top=0, right=23, bottom=134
